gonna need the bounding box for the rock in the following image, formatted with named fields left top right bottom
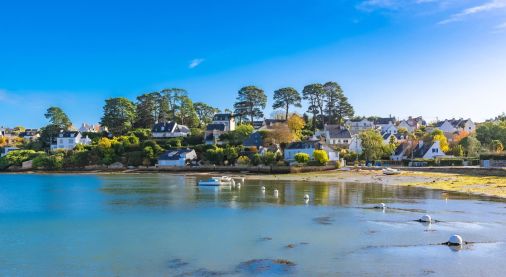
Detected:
left=236, top=259, right=296, bottom=275
left=22, top=160, right=33, bottom=169
left=108, top=162, right=125, bottom=169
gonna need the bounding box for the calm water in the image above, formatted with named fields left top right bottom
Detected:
left=1, top=174, right=506, bottom=276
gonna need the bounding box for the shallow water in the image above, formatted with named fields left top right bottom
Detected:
left=1, top=173, right=505, bottom=276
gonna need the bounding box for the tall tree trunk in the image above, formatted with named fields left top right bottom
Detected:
left=285, top=103, right=289, bottom=120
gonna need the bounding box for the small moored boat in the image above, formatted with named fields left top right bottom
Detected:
left=198, top=176, right=233, bottom=186
left=382, top=168, right=401, bottom=175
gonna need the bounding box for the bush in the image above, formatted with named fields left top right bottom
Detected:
left=437, top=158, right=464, bottom=166
left=237, top=156, right=250, bottom=165
left=33, top=153, right=64, bottom=170
left=205, top=148, right=225, bottom=165
left=313, top=150, right=329, bottom=165
left=126, top=151, right=144, bottom=166
left=1, top=150, right=42, bottom=167
left=251, top=154, right=262, bottom=166
left=294, top=153, right=310, bottom=164
left=262, top=152, right=276, bottom=166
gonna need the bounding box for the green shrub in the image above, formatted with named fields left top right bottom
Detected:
left=295, top=153, right=310, bottom=164
left=237, top=156, right=250, bottom=165
left=251, top=153, right=262, bottom=166
left=262, top=152, right=276, bottom=166
left=437, top=158, right=464, bottom=166
left=480, top=153, right=506, bottom=161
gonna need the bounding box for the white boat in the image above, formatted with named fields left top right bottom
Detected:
left=198, top=176, right=234, bottom=186
left=382, top=168, right=401, bottom=175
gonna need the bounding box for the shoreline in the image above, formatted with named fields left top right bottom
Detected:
left=2, top=168, right=506, bottom=199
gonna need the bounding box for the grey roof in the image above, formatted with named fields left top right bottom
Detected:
left=57, top=131, right=80, bottom=138
left=375, top=117, right=395, bottom=125
left=286, top=141, right=321, bottom=150
left=382, top=132, right=392, bottom=140
left=243, top=132, right=264, bottom=148
left=326, top=125, right=351, bottom=139
left=158, top=149, right=194, bottom=161
left=152, top=122, right=176, bottom=133
left=206, top=124, right=226, bottom=131
left=394, top=143, right=406, bottom=156
left=252, top=121, right=264, bottom=129
left=213, top=113, right=234, bottom=121
left=412, top=142, right=432, bottom=158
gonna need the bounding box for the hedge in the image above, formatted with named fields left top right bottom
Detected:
left=479, top=153, right=506, bottom=161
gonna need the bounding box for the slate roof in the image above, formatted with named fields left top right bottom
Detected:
left=412, top=142, right=432, bottom=158
left=158, top=148, right=194, bottom=161
left=243, top=132, right=264, bottom=148
left=212, top=113, right=234, bottom=121
left=286, top=141, right=321, bottom=150
left=325, top=125, right=352, bottom=139
left=375, top=117, right=395, bottom=125
left=206, top=123, right=226, bottom=131
left=57, top=131, right=80, bottom=138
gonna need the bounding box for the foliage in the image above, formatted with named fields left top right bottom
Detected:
left=234, top=86, right=267, bottom=123
left=459, top=135, right=481, bottom=157
left=313, top=150, right=329, bottom=165
left=205, top=148, right=225, bottom=165
left=272, top=87, right=301, bottom=120
left=251, top=153, right=262, bottom=166
left=223, top=146, right=239, bottom=165
left=237, top=155, right=250, bottom=165
left=451, top=145, right=464, bottom=157
left=294, top=152, right=310, bottom=164
left=479, top=153, right=506, bottom=161
left=490, top=140, right=504, bottom=153
left=430, top=129, right=450, bottom=153
left=33, top=152, right=64, bottom=170
left=302, top=83, right=325, bottom=130
left=100, top=97, right=136, bottom=135
left=1, top=150, right=41, bottom=167
left=194, top=102, right=220, bottom=127
left=476, top=121, right=506, bottom=147
left=322, top=82, right=354, bottom=125
left=127, top=128, right=151, bottom=141
left=264, top=125, right=293, bottom=145
left=219, top=124, right=254, bottom=145
left=134, top=92, right=168, bottom=128
left=262, top=152, right=276, bottom=166
left=287, top=114, right=305, bottom=141
left=359, top=130, right=385, bottom=161
left=44, top=107, right=72, bottom=130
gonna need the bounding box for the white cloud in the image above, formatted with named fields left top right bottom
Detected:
left=496, top=21, right=506, bottom=28
left=439, top=0, right=506, bottom=24
left=357, top=0, right=441, bottom=11
left=189, top=58, right=205, bottom=69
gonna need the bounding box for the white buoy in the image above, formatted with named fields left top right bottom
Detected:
left=375, top=203, right=386, bottom=209
left=420, top=214, right=432, bottom=223
left=261, top=186, right=266, bottom=191
left=304, top=194, right=310, bottom=200
left=274, top=189, right=279, bottom=197
left=448, top=234, right=463, bottom=245
left=242, top=178, right=245, bottom=183
left=236, top=183, right=241, bottom=188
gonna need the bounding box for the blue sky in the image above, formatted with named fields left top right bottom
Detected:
left=1, top=0, right=505, bottom=128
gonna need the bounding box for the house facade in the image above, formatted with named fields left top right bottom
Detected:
left=152, top=122, right=190, bottom=138
left=204, top=113, right=236, bottom=145
left=348, top=135, right=363, bottom=154
left=316, top=125, right=352, bottom=148
left=397, top=116, right=425, bottom=133
left=284, top=140, right=339, bottom=162
left=436, top=119, right=476, bottom=134
left=50, top=131, right=92, bottom=151
left=19, top=129, right=40, bottom=141
left=375, top=117, right=397, bottom=134
left=78, top=123, right=104, bottom=133
left=345, top=119, right=375, bottom=134
left=157, top=148, right=197, bottom=167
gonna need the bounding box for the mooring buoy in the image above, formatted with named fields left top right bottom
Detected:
left=420, top=214, right=432, bottom=223
left=448, top=234, right=463, bottom=246
left=304, top=194, right=310, bottom=200
left=274, top=189, right=279, bottom=197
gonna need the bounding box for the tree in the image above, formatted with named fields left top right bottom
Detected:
left=460, top=136, right=481, bottom=157
left=194, top=102, right=220, bottom=128
left=134, top=92, right=166, bottom=128
left=302, top=83, right=325, bottom=130
left=264, top=125, right=294, bottom=145
left=234, top=86, right=267, bottom=123
left=100, top=97, right=136, bottom=135
left=359, top=130, right=384, bottom=161
left=44, top=107, right=72, bottom=130
left=490, top=140, right=504, bottom=153
left=176, top=96, right=199, bottom=128
left=219, top=124, right=254, bottom=145
left=431, top=129, right=450, bottom=153
left=313, top=150, right=329, bottom=165
left=272, top=87, right=301, bottom=120
left=476, top=121, right=506, bottom=146
left=287, top=114, right=305, bottom=141
left=323, top=82, right=354, bottom=124
left=451, top=145, right=464, bottom=157
left=160, top=88, right=188, bottom=120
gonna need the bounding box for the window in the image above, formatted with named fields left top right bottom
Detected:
left=68, top=139, right=73, bottom=143
left=59, top=139, right=63, bottom=144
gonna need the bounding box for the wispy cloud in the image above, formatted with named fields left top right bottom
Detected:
left=189, top=58, right=205, bottom=69
left=496, top=21, right=506, bottom=28
left=439, top=0, right=506, bottom=24
left=357, top=0, right=441, bottom=11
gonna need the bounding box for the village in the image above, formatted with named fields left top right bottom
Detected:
left=1, top=85, right=505, bottom=172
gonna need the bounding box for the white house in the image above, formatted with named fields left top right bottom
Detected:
left=397, top=116, right=425, bottom=133
left=316, top=125, right=352, bottom=148
left=375, top=117, right=397, bottom=134
left=435, top=119, right=476, bottom=134
left=157, top=148, right=197, bottom=167
left=1, top=146, right=20, bottom=157
left=284, top=140, right=339, bottom=162
left=152, top=122, right=190, bottom=138
left=18, top=129, right=40, bottom=141
left=78, top=123, right=103, bottom=133
left=51, top=131, right=92, bottom=151
left=205, top=113, right=236, bottom=145
left=345, top=118, right=375, bottom=134
left=412, top=140, right=446, bottom=159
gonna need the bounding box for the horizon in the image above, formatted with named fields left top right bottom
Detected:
left=1, top=0, right=505, bottom=128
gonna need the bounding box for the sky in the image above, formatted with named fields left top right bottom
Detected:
left=1, top=0, right=505, bottom=128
